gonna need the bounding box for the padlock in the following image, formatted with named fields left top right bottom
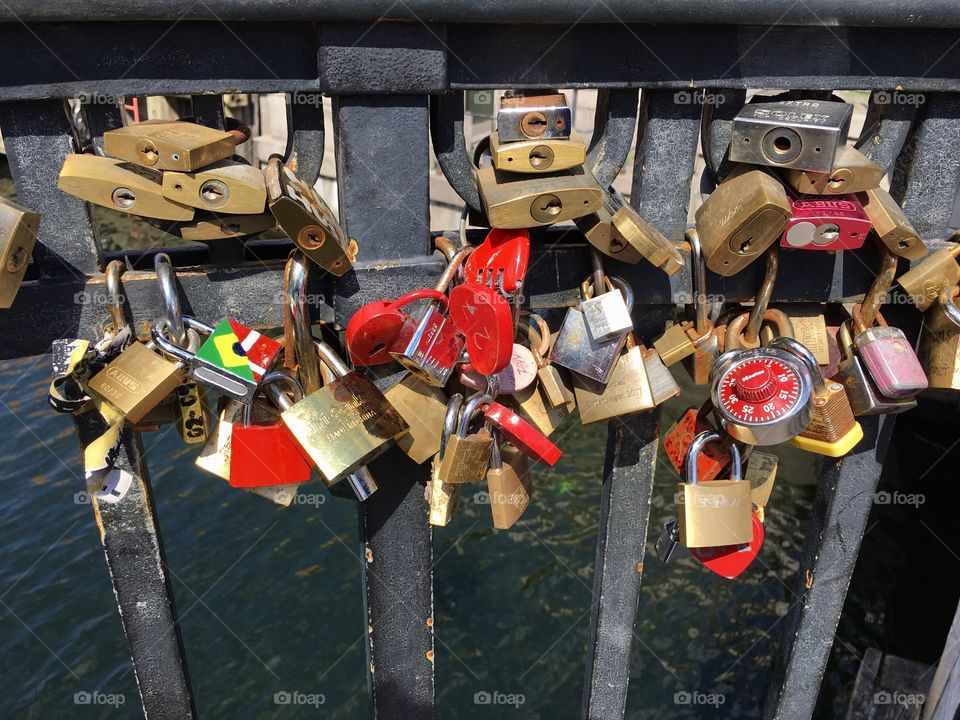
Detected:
left=639, top=343, right=682, bottom=405
left=898, top=241, right=960, bottom=311
left=663, top=402, right=732, bottom=483
left=390, top=244, right=472, bottom=386
left=766, top=307, right=831, bottom=366
left=173, top=379, right=209, bottom=445
left=573, top=332, right=655, bottom=424
left=497, top=92, right=572, bottom=142
left=688, top=510, right=765, bottom=579
left=525, top=313, right=575, bottom=411
left=782, top=144, right=884, bottom=195
left=427, top=392, right=464, bottom=526
left=652, top=322, right=699, bottom=367
left=347, top=289, right=449, bottom=366
left=581, top=254, right=634, bottom=343
left=103, top=120, right=239, bottom=171
left=437, top=393, right=495, bottom=484
left=780, top=193, right=871, bottom=251
left=726, top=309, right=796, bottom=351
left=153, top=315, right=283, bottom=404
left=851, top=305, right=928, bottom=399
left=551, top=275, right=631, bottom=384
left=87, top=341, right=186, bottom=424
left=768, top=337, right=864, bottom=456
left=384, top=373, right=449, bottom=464
left=676, top=431, right=753, bottom=548
left=711, top=343, right=815, bottom=446
left=575, top=186, right=645, bottom=265
left=58, top=154, right=195, bottom=221
left=489, top=128, right=586, bottom=173
left=265, top=156, right=357, bottom=276
left=476, top=163, right=603, bottom=229
left=459, top=343, right=538, bottom=394
left=728, top=99, right=853, bottom=173
left=695, top=164, right=791, bottom=276
left=482, top=400, right=562, bottom=466
left=745, top=450, right=778, bottom=508
left=919, top=284, right=960, bottom=390
left=229, top=373, right=312, bottom=488
left=280, top=341, right=409, bottom=487
left=448, top=282, right=515, bottom=376
left=858, top=186, right=927, bottom=260
left=655, top=520, right=682, bottom=563
left=0, top=196, right=38, bottom=308
left=178, top=212, right=276, bottom=241
left=160, top=159, right=267, bottom=214
left=464, top=227, right=530, bottom=296
left=836, top=320, right=917, bottom=415
left=486, top=430, right=532, bottom=530
left=681, top=230, right=720, bottom=384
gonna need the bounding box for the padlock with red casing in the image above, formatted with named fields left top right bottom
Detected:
left=663, top=401, right=732, bottom=482
left=229, top=373, right=312, bottom=488
left=346, top=288, right=448, bottom=366
left=464, top=227, right=530, bottom=295
left=448, top=282, right=515, bottom=376
left=780, top=193, right=872, bottom=251
left=483, top=400, right=562, bottom=466
left=689, top=510, right=765, bottom=579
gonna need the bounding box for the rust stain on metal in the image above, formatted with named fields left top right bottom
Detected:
left=425, top=617, right=433, bottom=628
left=365, top=547, right=374, bottom=563
left=425, top=650, right=435, bottom=663
left=635, top=562, right=643, bottom=573
left=805, top=569, right=814, bottom=589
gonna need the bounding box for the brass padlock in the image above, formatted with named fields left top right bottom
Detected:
left=782, top=145, right=884, bottom=195
left=573, top=332, right=655, bottom=424
left=87, top=341, right=186, bottom=424
left=177, top=212, right=277, bottom=241
left=476, top=163, right=603, bottom=229
left=0, top=196, right=38, bottom=308
left=858, top=186, right=927, bottom=260
left=437, top=393, right=494, bottom=485
left=765, top=307, right=831, bottom=366
left=383, top=373, right=448, bottom=464
left=639, top=343, right=682, bottom=405
left=265, top=156, right=357, bottom=276
left=695, top=164, right=790, bottom=276
left=58, top=154, right=195, bottom=221
left=898, top=241, right=960, bottom=311
left=525, top=313, right=575, bottom=411
left=676, top=431, right=753, bottom=548
left=486, top=430, right=532, bottom=530
left=103, top=120, right=237, bottom=171
left=489, top=129, right=586, bottom=174
left=497, top=92, right=571, bottom=142
left=919, top=284, right=960, bottom=391
left=427, top=393, right=464, bottom=527
left=161, top=160, right=267, bottom=214
left=745, top=451, right=778, bottom=508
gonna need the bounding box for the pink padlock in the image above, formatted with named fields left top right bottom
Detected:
left=851, top=304, right=928, bottom=399
left=459, top=343, right=538, bottom=394
left=780, top=193, right=871, bottom=251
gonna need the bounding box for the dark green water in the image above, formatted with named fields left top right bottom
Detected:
left=1, top=354, right=956, bottom=719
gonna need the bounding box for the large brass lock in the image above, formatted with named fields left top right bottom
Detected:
left=477, top=163, right=603, bottom=229
left=919, top=284, right=960, bottom=391
left=161, top=160, right=267, bottom=214
left=858, top=186, right=927, bottom=260
left=103, top=120, right=238, bottom=171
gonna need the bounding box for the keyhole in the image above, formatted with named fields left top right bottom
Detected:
left=814, top=223, right=841, bottom=245
left=111, top=187, right=136, bottom=209
left=520, top=111, right=548, bottom=138
left=199, top=179, right=229, bottom=208
left=539, top=198, right=561, bottom=216
left=6, top=246, right=28, bottom=273
left=528, top=145, right=554, bottom=169
left=737, top=235, right=754, bottom=254
left=298, top=226, right=326, bottom=250
left=138, top=144, right=159, bottom=165
left=773, top=136, right=792, bottom=155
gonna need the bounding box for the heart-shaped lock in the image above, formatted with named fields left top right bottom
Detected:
left=448, top=282, right=514, bottom=376
left=464, top=228, right=530, bottom=295
left=460, top=343, right=538, bottom=394
left=483, top=400, right=562, bottom=466
left=346, top=289, right=447, bottom=366
left=688, top=511, right=765, bottom=579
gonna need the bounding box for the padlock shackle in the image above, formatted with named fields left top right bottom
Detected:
left=488, top=428, right=503, bottom=470
left=686, top=430, right=741, bottom=484
left=457, top=392, right=493, bottom=436
left=744, top=247, right=778, bottom=345
left=687, top=229, right=710, bottom=335
left=522, top=312, right=552, bottom=366
left=439, top=393, right=464, bottom=459
left=434, top=234, right=461, bottom=263
left=434, top=244, right=474, bottom=293
left=284, top=250, right=322, bottom=395
left=939, top=284, right=960, bottom=329
left=851, top=303, right=889, bottom=335
left=768, top=336, right=826, bottom=393
left=859, top=246, right=898, bottom=328
left=154, top=253, right=185, bottom=345
left=838, top=319, right=856, bottom=358
left=248, top=371, right=305, bottom=425
left=313, top=340, right=351, bottom=378
left=590, top=247, right=605, bottom=297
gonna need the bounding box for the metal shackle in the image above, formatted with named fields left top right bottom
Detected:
left=104, top=259, right=127, bottom=334
left=151, top=315, right=213, bottom=364
left=154, top=253, right=185, bottom=345
left=939, top=285, right=960, bottom=329
left=439, top=393, right=464, bottom=459
left=768, top=336, right=826, bottom=393
left=285, top=251, right=321, bottom=394
left=685, top=430, right=742, bottom=485
left=744, top=247, right=779, bottom=344
left=247, top=371, right=305, bottom=425
left=457, top=393, right=493, bottom=437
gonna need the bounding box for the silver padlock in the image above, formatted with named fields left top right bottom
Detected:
left=581, top=250, right=634, bottom=343
left=496, top=91, right=572, bottom=143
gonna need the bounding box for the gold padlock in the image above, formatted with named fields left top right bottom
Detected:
left=59, top=154, right=195, bottom=221
left=161, top=160, right=267, bottom=214
left=489, top=129, right=586, bottom=174
left=898, top=240, right=960, bottom=311
left=437, top=393, right=494, bottom=485
left=103, top=120, right=237, bottom=171
left=87, top=342, right=186, bottom=423
left=573, top=333, right=655, bottom=424
left=486, top=432, right=532, bottom=530
left=426, top=459, right=460, bottom=527
left=0, top=196, right=38, bottom=308
left=476, top=163, right=603, bottom=229
left=177, top=212, right=277, bottom=241
left=745, top=450, right=778, bottom=508
left=919, top=284, right=960, bottom=390
left=858, top=186, right=927, bottom=260
left=383, top=373, right=448, bottom=465
left=782, top=145, right=884, bottom=195
left=525, top=313, right=575, bottom=411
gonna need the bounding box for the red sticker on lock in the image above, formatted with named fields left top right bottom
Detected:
left=780, top=194, right=871, bottom=251
left=448, top=282, right=514, bottom=376
left=483, top=401, right=562, bottom=466
left=229, top=420, right=312, bottom=487
left=663, top=407, right=730, bottom=482
left=346, top=289, right=448, bottom=366
left=464, top=228, right=531, bottom=295
left=689, top=511, right=765, bottom=579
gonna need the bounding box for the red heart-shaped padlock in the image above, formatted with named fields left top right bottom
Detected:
left=483, top=400, right=562, bottom=466
left=464, top=228, right=530, bottom=295
left=448, top=282, right=514, bottom=376
left=689, top=511, right=765, bottom=579
left=346, top=289, right=447, bottom=366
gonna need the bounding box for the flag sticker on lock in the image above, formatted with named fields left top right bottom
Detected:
left=195, top=318, right=281, bottom=382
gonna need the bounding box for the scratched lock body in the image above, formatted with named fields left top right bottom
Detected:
left=780, top=194, right=871, bottom=250
left=389, top=303, right=464, bottom=387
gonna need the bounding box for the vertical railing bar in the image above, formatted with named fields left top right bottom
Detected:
left=285, top=92, right=326, bottom=186
left=580, top=411, right=660, bottom=720
left=923, top=596, right=960, bottom=720
left=855, top=90, right=918, bottom=179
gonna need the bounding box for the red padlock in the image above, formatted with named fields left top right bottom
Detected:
left=346, top=289, right=447, bottom=366
left=663, top=402, right=731, bottom=482
left=780, top=193, right=872, bottom=251
left=229, top=375, right=312, bottom=488
left=483, top=400, right=562, bottom=466
left=464, top=228, right=530, bottom=295
left=448, top=282, right=514, bottom=376
left=689, top=510, right=765, bottom=579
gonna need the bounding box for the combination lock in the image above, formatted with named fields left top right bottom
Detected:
left=710, top=347, right=814, bottom=445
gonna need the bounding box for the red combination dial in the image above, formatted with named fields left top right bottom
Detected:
left=716, top=356, right=802, bottom=424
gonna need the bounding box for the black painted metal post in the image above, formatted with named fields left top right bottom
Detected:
left=333, top=95, right=434, bottom=720
left=581, top=411, right=660, bottom=719
left=762, top=415, right=896, bottom=719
